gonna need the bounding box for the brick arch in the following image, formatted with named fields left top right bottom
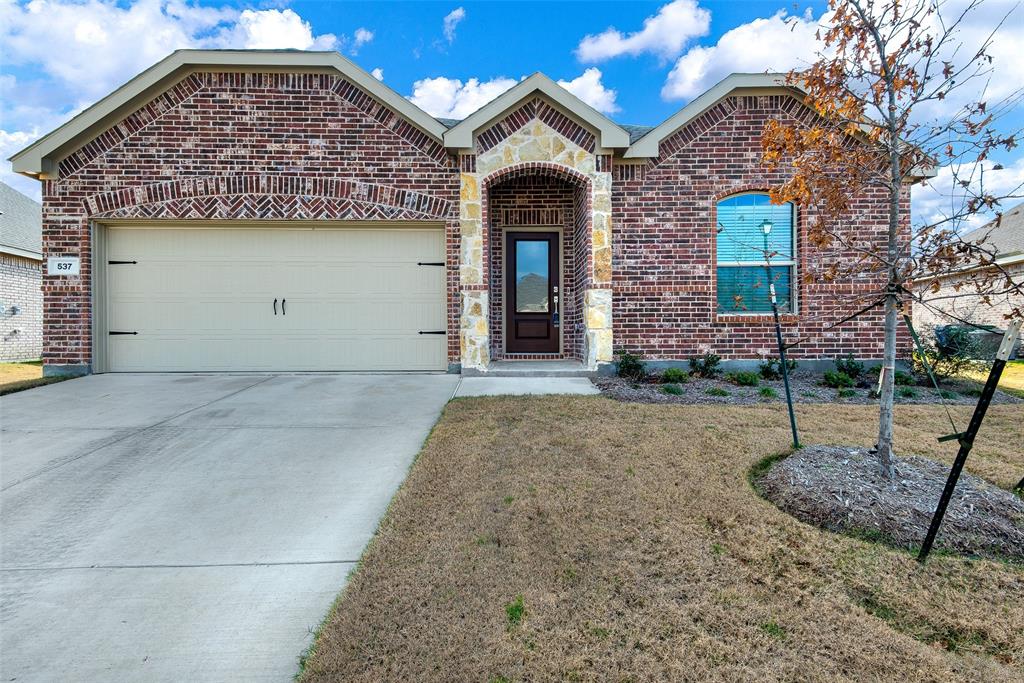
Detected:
left=85, top=175, right=454, bottom=221
left=480, top=161, right=592, bottom=193
left=479, top=161, right=594, bottom=362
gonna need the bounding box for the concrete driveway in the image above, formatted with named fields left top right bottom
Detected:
left=0, top=373, right=458, bottom=682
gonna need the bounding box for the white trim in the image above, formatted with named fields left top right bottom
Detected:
left=443, top=73, right=630, bottom=151
left=0, top=245, right=43, bottom=261
left=9, top=50, right=447, bottom=179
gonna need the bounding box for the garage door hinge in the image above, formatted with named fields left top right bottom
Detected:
left=417, top=261, right=444, bottom=266
left=108, top=260, right=138, bottom=264
left=109, top=331, right=138, bottom=335
left=418, top=330, right=446, bottom=335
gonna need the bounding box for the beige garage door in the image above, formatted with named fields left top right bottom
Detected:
left=104, top=225, right=447, bottom=372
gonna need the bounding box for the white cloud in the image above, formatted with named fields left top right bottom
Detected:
left=351, top=27, right=373, bottom=54
left=408, top=75, right=517, bottom=119
left=0, top=1, right=341, bottom=103
left=443, top=7, right=465, bottom=44
left=557, top=68, right=619, bottom=115
left=662, top=10, right=820, bottom=101
left=912, top=158, right=1024, bottom=231
left=0, top=0, right=359, bottom=192
left=0, top=129, right=46, bottom=200
left=226, top=9, right=338, bottom=51
left=576, top=0, right=710, bottom=63
left=371, top=67, right=384, bottom=81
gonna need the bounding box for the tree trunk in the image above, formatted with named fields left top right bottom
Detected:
left=875, top=291, right=898, bottom=478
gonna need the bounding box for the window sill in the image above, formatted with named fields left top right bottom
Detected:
left=715, top=312, right=799, bottom=324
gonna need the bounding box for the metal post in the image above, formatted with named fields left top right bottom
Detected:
left=918, top=320, right=1022, bottom=562
left=763, top=228, right=800, bottom=449
left=770, top=284, right=801, bottom=449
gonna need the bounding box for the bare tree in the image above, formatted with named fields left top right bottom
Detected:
left=762, top=0, right=1023, bottom=477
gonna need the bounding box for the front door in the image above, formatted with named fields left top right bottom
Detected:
left=506, top=231, right=559, bottom=353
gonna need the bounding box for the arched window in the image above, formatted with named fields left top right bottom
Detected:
left=716, top=193, right=796, bottom=313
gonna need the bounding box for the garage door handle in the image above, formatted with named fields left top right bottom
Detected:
left=418, top=330, right=446, bottom=335
left=281, top=299, right=286, bottom=315
left=273, top=298, right=277, bottom=315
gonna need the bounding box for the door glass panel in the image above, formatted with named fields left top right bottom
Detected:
left=515, top=240, right=549, bottom=313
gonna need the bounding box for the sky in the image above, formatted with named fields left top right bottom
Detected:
left=1, top=0, right=1022, bottom=228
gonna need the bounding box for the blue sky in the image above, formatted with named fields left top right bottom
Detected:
left=2, top=0, right=1021, bottom=225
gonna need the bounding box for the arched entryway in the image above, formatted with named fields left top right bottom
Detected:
left=481, top=163, right=592, bottom=362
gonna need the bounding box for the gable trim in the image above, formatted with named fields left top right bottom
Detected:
left=9, top=49, right=448, bottom=179
left=624, top=73, right=800, bottom=158
left=443, top=73, right=630, bottom=151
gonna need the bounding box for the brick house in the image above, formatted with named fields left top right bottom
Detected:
left=0, top=181, right=43, bottom=362
left=913, top=202, right=1024, bottom=334
left=9, top=50, right=914, bottom=376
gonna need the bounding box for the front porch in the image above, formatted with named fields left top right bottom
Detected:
left=457, top=108, right=614, bottom=375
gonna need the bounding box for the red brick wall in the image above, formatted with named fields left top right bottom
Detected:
left=611, top=94, right=912, bottom=362
left=40, top=71, right=460, bottom=369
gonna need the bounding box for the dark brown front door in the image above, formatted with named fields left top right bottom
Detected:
left=506, top=231, right=559, bottom=353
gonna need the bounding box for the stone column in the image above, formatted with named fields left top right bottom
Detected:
left=459, top=171, right=489, bottom=370
left=585, top=170, right=614, bottom=368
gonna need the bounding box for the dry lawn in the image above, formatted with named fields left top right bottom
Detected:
left=0, top=361, right=71, bottom=395
left=300, top=399, right=1024, bottom=682
left=0, top=361, right=42, bottom=386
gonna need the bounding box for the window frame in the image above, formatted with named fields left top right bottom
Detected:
left=714, top=192, right=798, bottom=316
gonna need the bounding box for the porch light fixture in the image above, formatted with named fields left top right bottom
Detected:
left=760, top=219, right=773, bottom=235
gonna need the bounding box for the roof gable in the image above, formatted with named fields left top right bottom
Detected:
left=9, top=49, right=448, bottom=179
left=443, top=73, right=630, bottom=151
left=624, top=73, right=800, bottom=158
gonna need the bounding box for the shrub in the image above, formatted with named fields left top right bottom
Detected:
left=661, top=383, right=684, bottom=395
left=837, top=388, right=857, bottom=398
left=705, top=387, right=730, bottom=396
left=759, top=358, right=798, bottom=380
left=661, top=367, right=689, bottom=383
left=727, top=371, right=760, bottom=387
left=912, top=325, right=983, bottom=380
left=822, top=370, right=855, bottom=389
left=616, top=350, right=647, bottom=380
left=898, top=387, right=918, bottom=399
left=835, top=354, right=865, bottom=380
left=689, top=353, right=722, bottom=378
left=893, top=370, right=915, bottom=386
left=759, top=386, right=778, bottom=399
left=938, top=389, right=957, bottom=400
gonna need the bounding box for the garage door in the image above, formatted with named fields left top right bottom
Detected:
left=103, top=225, right=447, bottom=372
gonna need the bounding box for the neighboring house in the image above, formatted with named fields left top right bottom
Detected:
left=914, top=203, right=1024, bottom=333
left=0, top=181, right=43, bottom=362
left=9, top=50, right=916, bottom=376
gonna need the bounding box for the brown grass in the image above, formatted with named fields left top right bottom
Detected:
left=0, top=361, right=72, bottom=396
left=299, top=399, right=1024, bottom=682
left=0, top=361, right=42, bottom=386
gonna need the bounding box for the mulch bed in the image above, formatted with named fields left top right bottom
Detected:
left=755, top=445, right=1024, bottom=562
left=594, top=371, right=1023, bottom=406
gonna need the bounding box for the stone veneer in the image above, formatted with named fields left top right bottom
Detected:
left=458, top=114, right=613, bottom=370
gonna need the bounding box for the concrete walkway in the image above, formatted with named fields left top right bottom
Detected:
left=0, top=373, right=457, bottom=682
left=454, top=376, right=601, bottom=397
